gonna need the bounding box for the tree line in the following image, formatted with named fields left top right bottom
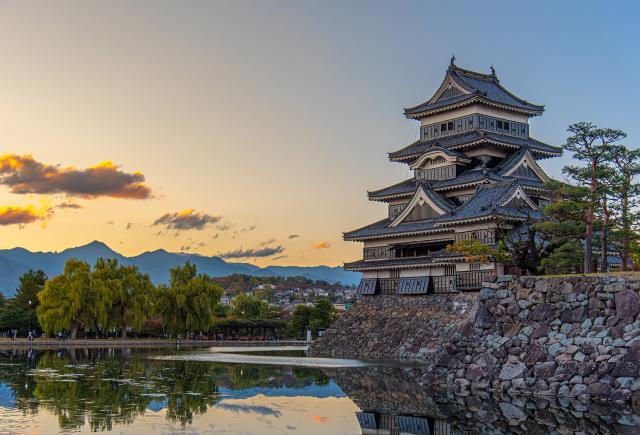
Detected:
left=0, top=259, right=336, bottom=339
left=450, top=121, right=640, bottom=275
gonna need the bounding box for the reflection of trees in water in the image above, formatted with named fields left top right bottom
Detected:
left=0, top=349, right=332, bottom=431
left=33, top=351, right=157, bottom=430
left=0, top=350, right=39, bottom=415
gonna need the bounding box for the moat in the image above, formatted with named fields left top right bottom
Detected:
left=0, top=346, right=639, bottom=434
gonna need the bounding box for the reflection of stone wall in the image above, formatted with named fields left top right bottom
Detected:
left=329, top=366, right=640, bottom=434
left=311, top=275, right=640, bottom=402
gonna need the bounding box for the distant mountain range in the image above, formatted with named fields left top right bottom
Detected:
left=0, top=241, right=360, bottom=297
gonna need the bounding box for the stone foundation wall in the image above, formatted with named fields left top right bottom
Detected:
left=310, top=292, right=478, bottom=360
left=310, top=274, right=640, bottom=401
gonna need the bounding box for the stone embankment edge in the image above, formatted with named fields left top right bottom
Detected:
left=310, top=274, right=640, bottom=402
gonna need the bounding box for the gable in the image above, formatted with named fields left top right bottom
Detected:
left=511, top=162, right=541, bottom=180
left=501, top=151, right=549, bottom=183
left=403, top=202, right=440, bottom=222
left=500, top=186, right=538, bottom=210
left=428, top=74, right=470, bottom=104
left=390, top=186, right=450, bottom=227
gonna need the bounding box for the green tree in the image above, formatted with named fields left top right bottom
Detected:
left=289, top=304, right=313, bottom=338
left=156, top=262, right=222, bottom=337
left=536, top=181, right=590, bottom=274
left=231, top=293, right=264, bottom=319
left=37, top=259, right=95, bottom=339
left=0, top=304, right=25, bottom=332
left=563, top=122, right=626, bottom=272
left=540, top=239, right=584, bottom=275
left=308, top=298, right=335, bottom=334
left=92, top=258, right=155, bottom=339
left=607, top=145, right=640, bottom=271
left=12, top=269, right=47, bottom=310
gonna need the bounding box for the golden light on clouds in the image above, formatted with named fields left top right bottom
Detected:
left=0, top=203, right=52, bottom=227
left=0, top=154, right=151, bottom=199
left=313, top=241, right=331, bottom=249
left=153, top=208, right=221, bottom=231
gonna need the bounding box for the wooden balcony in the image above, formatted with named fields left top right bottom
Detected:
left=378, top=278, right=398, bottom=295
left=455, top=270, right=493, bottom=290
left=357, top=271, right=492, bottom=296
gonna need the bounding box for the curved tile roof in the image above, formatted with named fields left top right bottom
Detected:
left=434, top=181, right=544, bottom=224
left=368, top=166, right=547, bottom=201
left=388, top=130, right=562, bottom=162
left=404, top=63, right=544, bottom=118
left=343, top=218, right=451, bottom=241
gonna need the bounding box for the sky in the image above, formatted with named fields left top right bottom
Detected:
left=0, top=1, right=638, bottom=267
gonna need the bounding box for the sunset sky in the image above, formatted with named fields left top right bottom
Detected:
left=0, top=1, right=638, bottom=267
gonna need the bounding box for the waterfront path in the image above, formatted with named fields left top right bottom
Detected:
left=0, top=338, right=312, bottom=349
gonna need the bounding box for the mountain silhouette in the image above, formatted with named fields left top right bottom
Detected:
left=0, top=241, right=359, bottom=297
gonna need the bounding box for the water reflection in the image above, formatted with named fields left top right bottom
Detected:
left=329, top=366, right=640, bottom=434
left=0, top=348, right=338, bottom=433
left=1, top=349, right=640, bottom=434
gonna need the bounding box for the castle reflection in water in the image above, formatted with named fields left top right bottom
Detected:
left=330, top=366, right=640, bottom=435
left=0, top=348, right=638, bottom=434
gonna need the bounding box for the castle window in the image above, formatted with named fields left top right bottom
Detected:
left=470, top=263, right=481, bottom=271
left=447, top=122, right=453, bottom=131
left=441, top=123, right=447, bottom=132
left=504, top=122, right=510, bottom=131
left=497, top=120, right=503, bottom=129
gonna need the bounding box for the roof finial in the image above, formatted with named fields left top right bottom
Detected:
left=450, top=53, right=456, bottom=67
left=490, top=63, right=496, bottom=77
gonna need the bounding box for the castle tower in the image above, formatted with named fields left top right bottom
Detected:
left=345, top=59, right=561, bottom=295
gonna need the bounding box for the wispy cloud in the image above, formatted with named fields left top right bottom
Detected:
left=260, top=238, right=276, bottom=246
left=273, top=255, right=288, bottom=261
left=313, top=241, right=331, bottom=249
left=0, top=154, right=151, bottom=199
left=288, top=234, right=299, bottom=239
left=216, top=222, right=232, bottom=231
left=153, top=209, right=221, bottom=231
left=219, top=245, right=285, bottom=259
left=56, top=201, right=83, bottom=209
left=126, top=222, right=134, bottom=230
left=0, top=204, right=52, bottom=226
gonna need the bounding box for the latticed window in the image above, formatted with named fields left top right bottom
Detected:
left=421, top=114, right=527, bottom=139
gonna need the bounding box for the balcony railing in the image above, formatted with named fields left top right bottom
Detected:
left=357, top=271, right=493, bottom=296
left=432, top=275, right=457, bottom=293
left=378, top=278, right=398, bottom=295
left=455, top=270, right=493, bottom=290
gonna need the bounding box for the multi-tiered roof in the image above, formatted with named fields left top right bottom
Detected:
left=344, top=60, right=561, bottom=270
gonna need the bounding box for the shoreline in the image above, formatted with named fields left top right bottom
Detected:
left=0, top=338, right=312, bottom=349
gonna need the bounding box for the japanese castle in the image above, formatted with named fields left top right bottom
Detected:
left=346, top=58, right=561, bottom=295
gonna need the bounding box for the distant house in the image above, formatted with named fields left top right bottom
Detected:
left=346, top=58, right=561, bottom=296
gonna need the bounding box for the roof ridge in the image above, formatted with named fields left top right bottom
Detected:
left=451, top=64, right=496, bottom=82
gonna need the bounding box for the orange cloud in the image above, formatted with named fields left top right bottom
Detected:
left=313, top=241, right=331, bottom=249
left=0, top=204, right=52, bottom=226
left=0, top=154, right=151, bottom=199
left=312, top=416, right=329, bottom=423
